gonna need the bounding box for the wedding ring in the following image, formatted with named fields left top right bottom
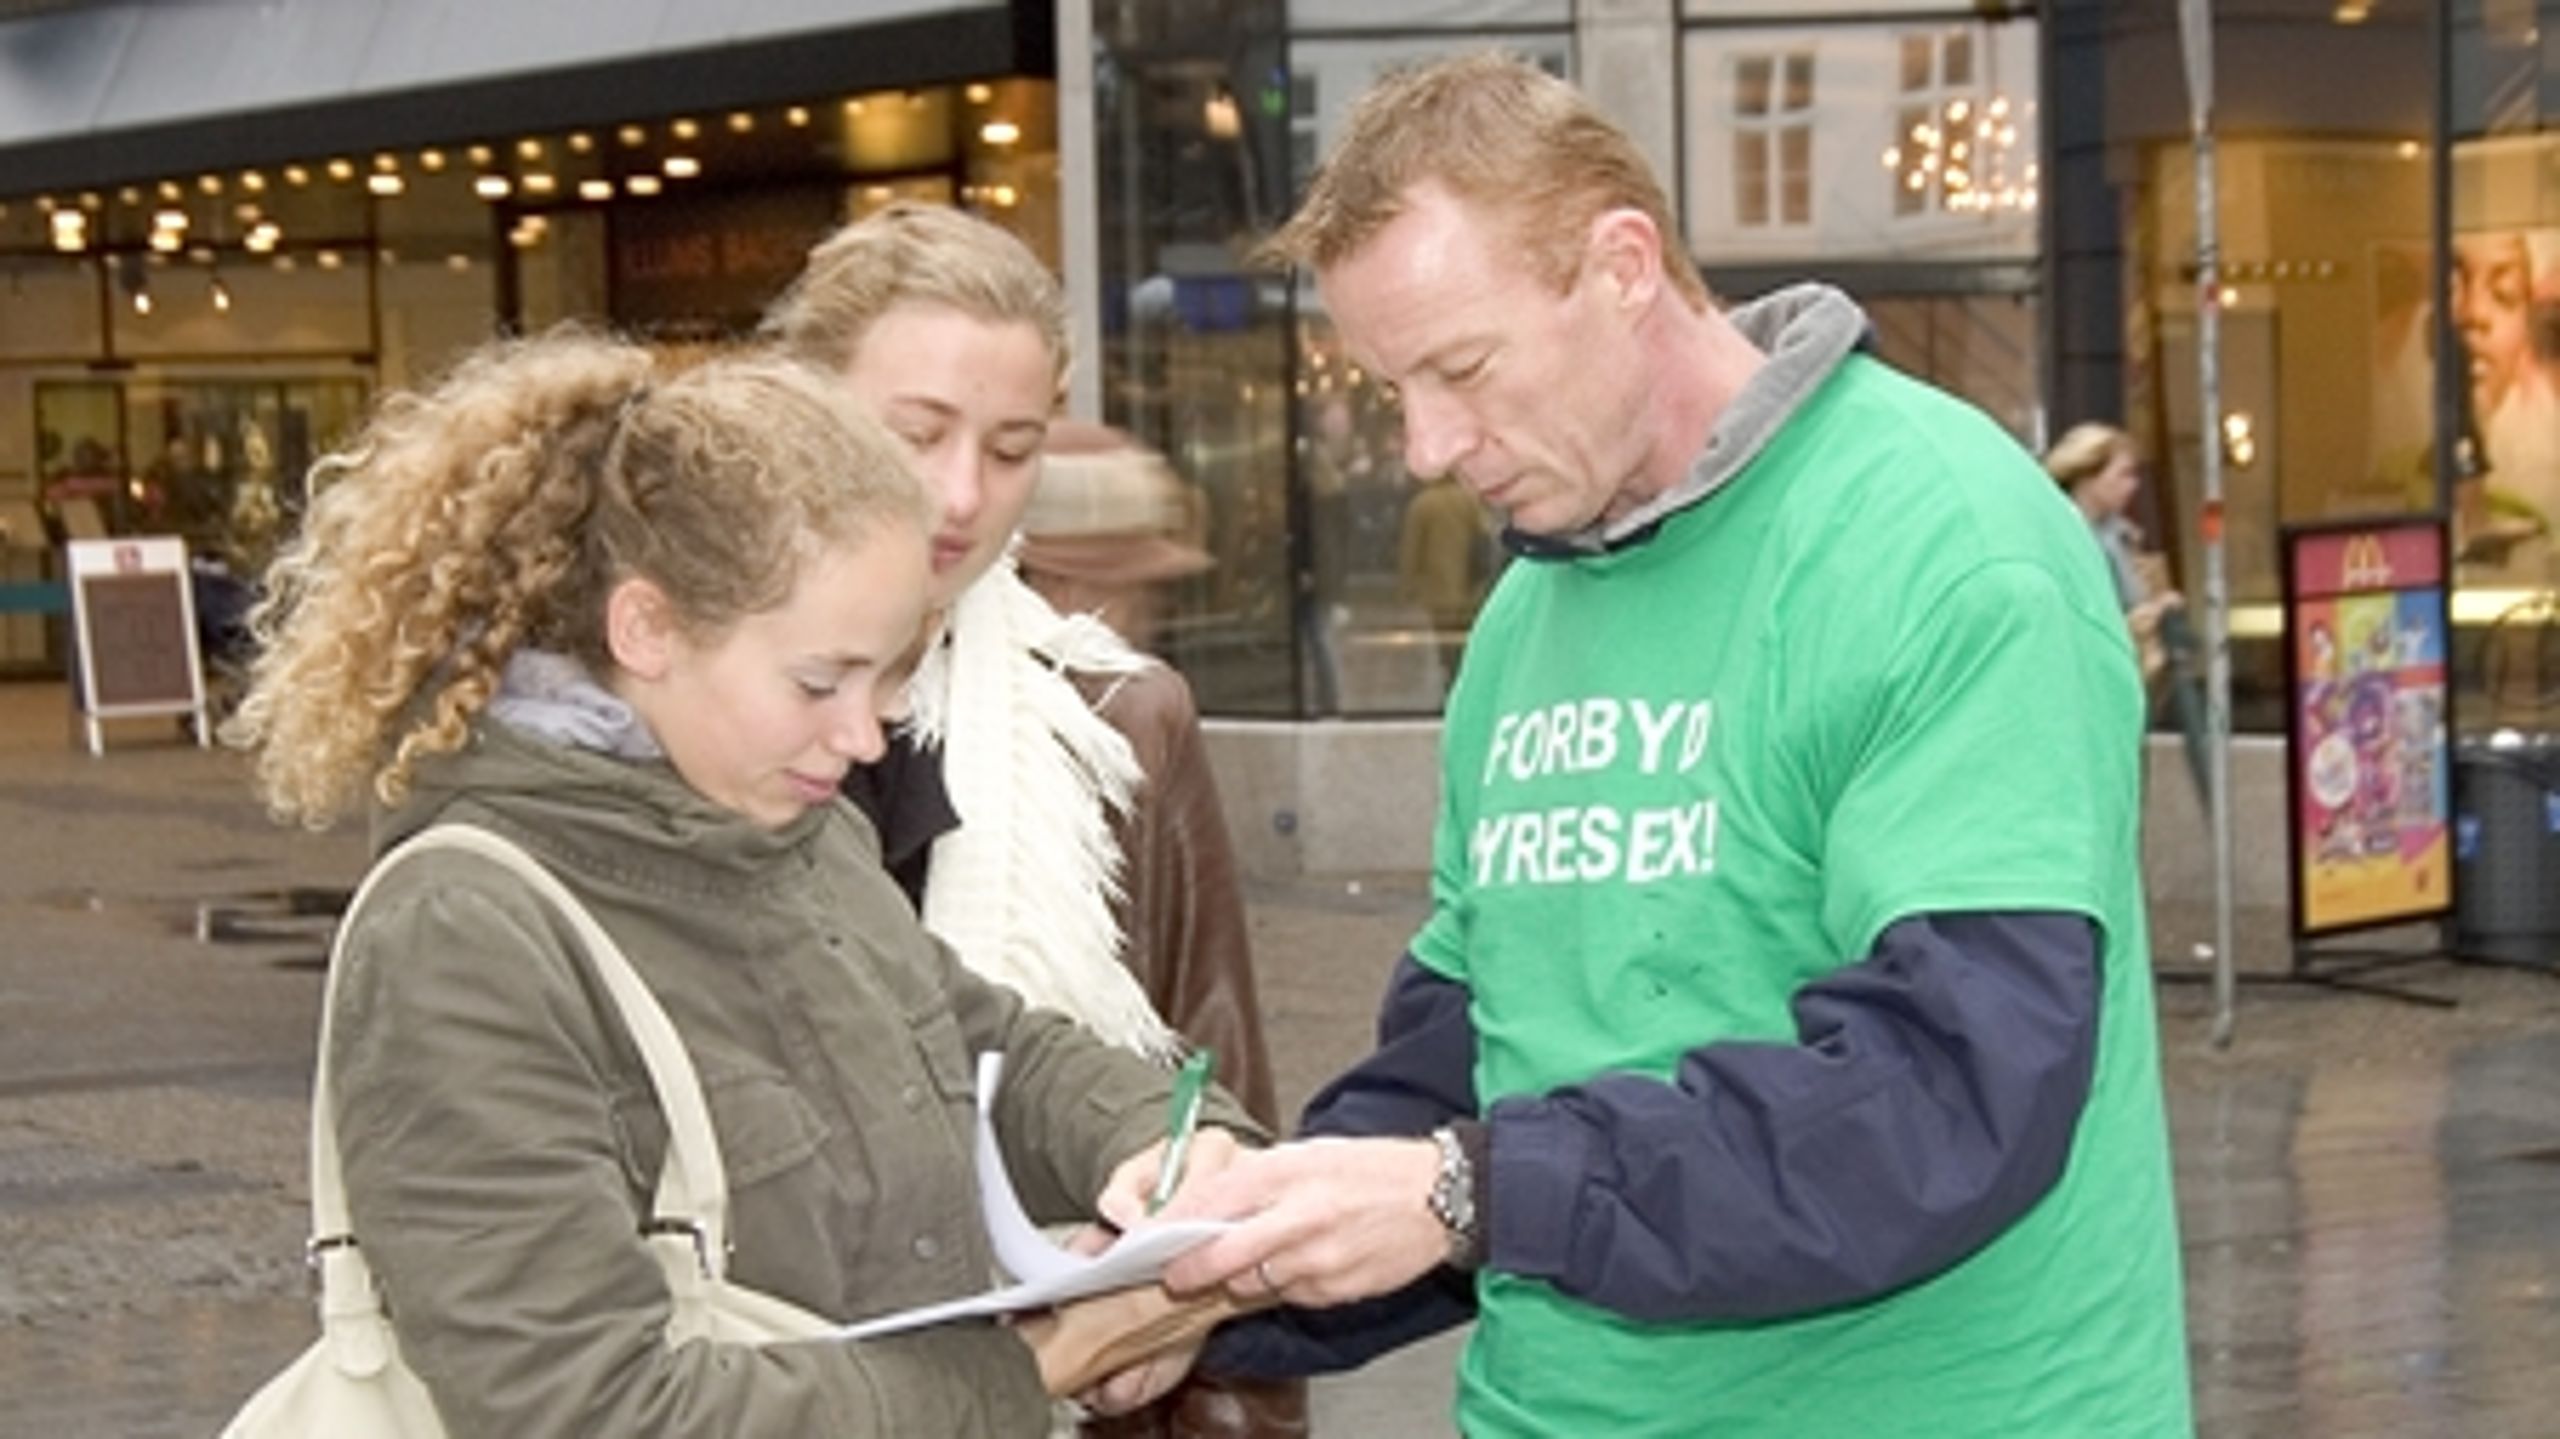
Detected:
left=1256, top=1258, right=1280, bottom=1294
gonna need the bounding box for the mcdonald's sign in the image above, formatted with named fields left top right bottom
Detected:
left=2279, top=516, right=2454, bottom=938
left=2293, top=523, right=2443, bottom=600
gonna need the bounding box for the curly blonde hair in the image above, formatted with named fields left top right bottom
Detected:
left=760, top=201, right=1069, bottom=389
left=226, top=329, right=931, bottom=828
left=1259, top=50, right=1709, bottom=310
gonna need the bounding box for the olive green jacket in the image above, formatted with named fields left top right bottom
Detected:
left=329, top=720, right=1254, bottom=1436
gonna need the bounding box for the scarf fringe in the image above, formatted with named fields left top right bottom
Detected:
left=909, top=561, right=1180, bottom=1063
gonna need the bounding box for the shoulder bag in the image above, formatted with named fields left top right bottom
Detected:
left=222, top=823, right=835, bottom=1438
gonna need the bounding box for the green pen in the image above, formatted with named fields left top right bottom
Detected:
left=1147, top=1047, right=1216, bottom=1215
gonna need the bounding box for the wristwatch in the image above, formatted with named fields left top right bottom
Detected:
left=1426, top=1125, right=1484, bottom=1269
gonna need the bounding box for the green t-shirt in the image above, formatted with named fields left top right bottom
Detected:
left=1415, top=356, right=2191, bottom=1436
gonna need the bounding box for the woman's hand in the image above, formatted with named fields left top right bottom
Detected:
left=1015, top=1287, right=1254, bottom=1405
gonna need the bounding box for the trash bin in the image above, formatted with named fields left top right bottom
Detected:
left=2453, top=733, right=2560, bottom=967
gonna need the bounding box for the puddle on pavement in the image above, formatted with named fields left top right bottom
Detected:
left=26, top=885, right=343, bottom=966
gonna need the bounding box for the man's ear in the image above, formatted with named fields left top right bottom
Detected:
left=604, top=575, right=680, bottom=681
left=1586, top=207, right=1662, bottom=310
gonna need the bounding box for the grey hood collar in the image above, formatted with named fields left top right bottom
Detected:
left=1511, top=282, right=1870, bottom=559
left=486, top=649, right=665, bottom=761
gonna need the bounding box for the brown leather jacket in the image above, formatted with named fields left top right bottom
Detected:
left=1071, top=663, right=1306, bottom=1439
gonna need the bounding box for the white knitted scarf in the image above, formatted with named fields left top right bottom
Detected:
left=905, top=558, right=1180, bottom=1062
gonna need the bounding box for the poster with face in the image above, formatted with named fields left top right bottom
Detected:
left=2370, top=228, right=2560, bottom=585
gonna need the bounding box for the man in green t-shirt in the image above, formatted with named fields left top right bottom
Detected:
left=1133, top=51, right=2192, bottom=1438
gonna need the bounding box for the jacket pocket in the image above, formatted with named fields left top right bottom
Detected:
left=908, top=1009, right=977, bottom=1108
left=609, top=1072, right=834, bottom=1196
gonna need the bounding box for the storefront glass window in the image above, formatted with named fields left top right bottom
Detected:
left=1091, top=0, right=1298, bottom=714
left=38, top=374, right=366, bottom=563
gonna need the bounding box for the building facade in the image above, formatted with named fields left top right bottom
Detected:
left=2, top=0, right=2554, bottom=749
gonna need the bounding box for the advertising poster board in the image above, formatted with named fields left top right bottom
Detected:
left=2282, top=518, right=2453, bottom=937
left=65, top=536, right=206, bottom=755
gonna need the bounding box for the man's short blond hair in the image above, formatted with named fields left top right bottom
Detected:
left=1261, top=50, right=1708, bottom=308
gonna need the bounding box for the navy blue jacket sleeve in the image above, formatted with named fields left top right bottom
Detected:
left=1204, top=910, right=2099, bottom=1377
left=1489, top=910, right=2101, bottom=1321
left=1199, top=954, right=1481, bottom=1380
left=1298, top=952, right=1478, bottom=1140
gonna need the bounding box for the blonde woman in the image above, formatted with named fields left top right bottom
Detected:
left=764, top=204, right=1299, bottom=1439
left=227, top=331, right=1252, bottom=1434
left=2046, top=420, right=2211, bottom=807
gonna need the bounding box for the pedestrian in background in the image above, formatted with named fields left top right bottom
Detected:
left=1126, top=51, right=2191, bottom=1438
left=2047, top=419, right=2213, bottom=814
left=764, top=205, right=1302, bottom=1439
left=1016, top=419, right=1214, bottom=654
left=224, top=330, right=1254, bottom=1433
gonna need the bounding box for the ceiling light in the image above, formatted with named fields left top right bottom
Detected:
left=785, top=106, right=810, bottom=127
left=569, top=132, right=595, bottom=153
left=467, top=144, right=493, bottom=165
left=316, top=249, right=342, bottom=270
left=980, top=120, right=1021, bottom=146
left=663, top=155, right=700, bottom=179
left=626, top=174, right=662, bottom=196
left=966, top=83, right=993, bottom=104
left=473, top=175, right=512, bottom=199
left=577, top=178, right=614, bottom=201
left=670, top=117, right=700, bottom=141
left=727, top=111, right=754, bottom=133
left=517, top=137, right=544, bottom=160
left=197, top=173, right=223, bottom=194
left=240, top=170, right=266, bottom=193
left=282, top=165, right=309, bottom=187
left=420, top=149, right=447, bottom=172
left=367, top=174, right=405, bottom=196
left=520, top=172, right=557, bottom=194
left=618, top=124, right=646, bottom=146
left=153, top=208, right=188, bottom=230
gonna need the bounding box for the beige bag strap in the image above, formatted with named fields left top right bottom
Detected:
left=307, top=823, right=738, bottom=1355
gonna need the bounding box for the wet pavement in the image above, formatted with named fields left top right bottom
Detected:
left=3, top=680, right=2558, bottom=1436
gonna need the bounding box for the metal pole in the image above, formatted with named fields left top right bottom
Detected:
left=1056, top=0, right=1104, bottom=422
left=2179, top=0, right=2238, bottom=1046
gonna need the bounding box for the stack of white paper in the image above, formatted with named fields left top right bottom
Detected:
left=835, top=1052, right=1231, bottom=1340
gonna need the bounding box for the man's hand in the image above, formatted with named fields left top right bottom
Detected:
left=1096, top=1126, right=1251, bottom=1232
left=1150, top=1136, right=1448, bottom=1307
